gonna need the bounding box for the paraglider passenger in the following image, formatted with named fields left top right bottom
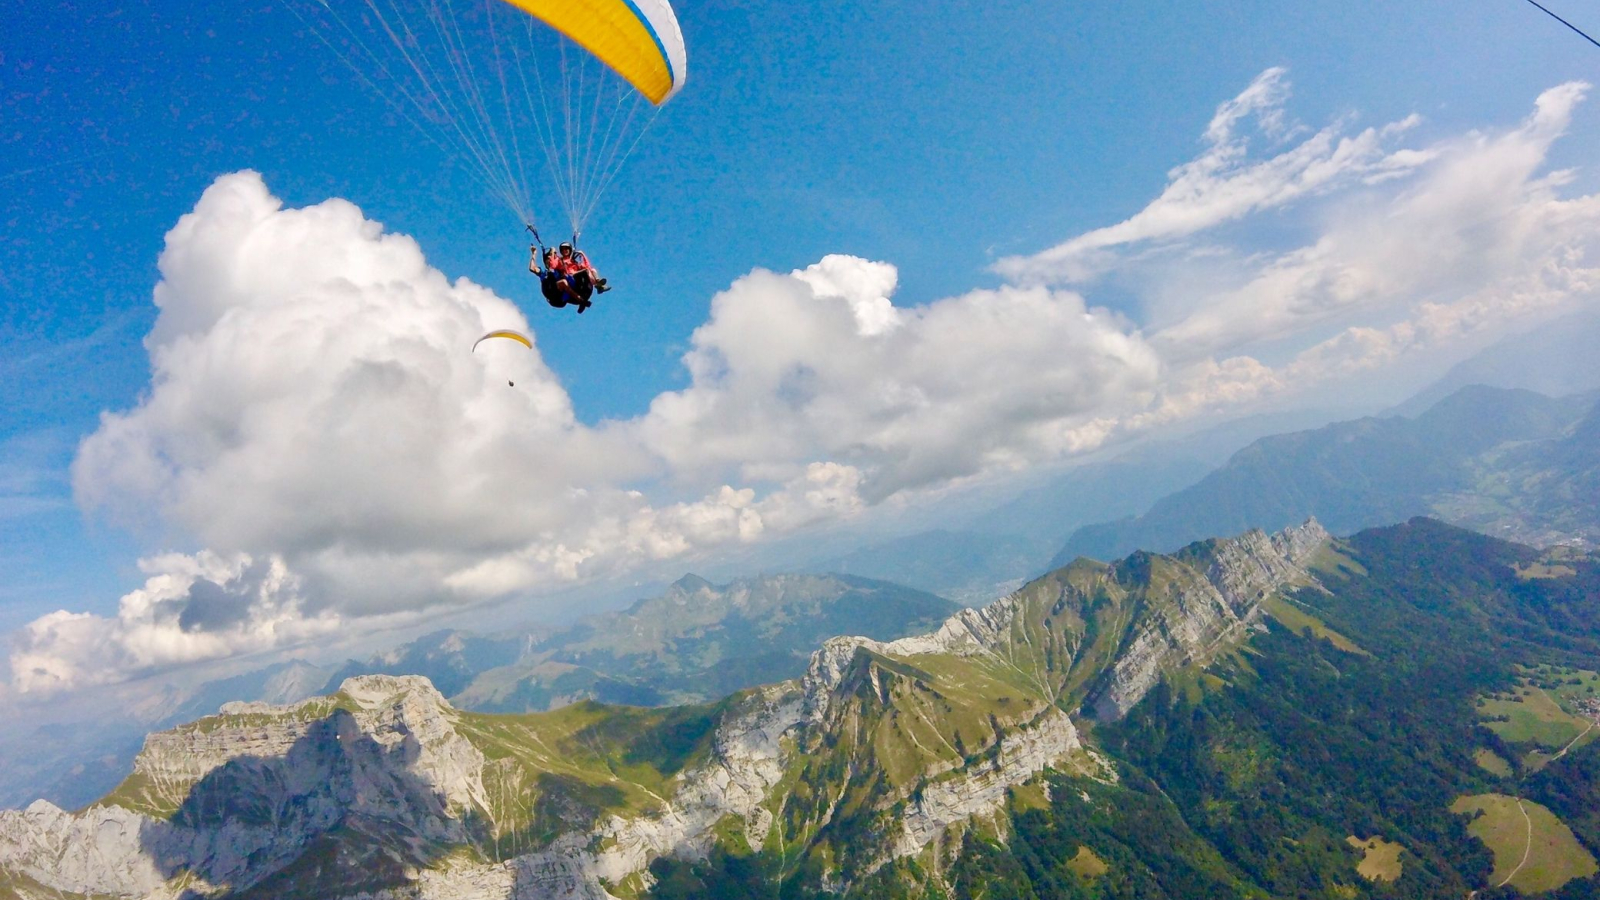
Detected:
left=531, top=245, right=590, bottom=313
left=556, top=242, right=610, bottom=294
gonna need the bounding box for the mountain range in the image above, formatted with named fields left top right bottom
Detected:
left=323, top=573, right=960, bottom=713
left=11, top=517, right=1600, bottom=898
left=1053, top=384, right=1600, bottom=567
left=810, top=309, right=1600, bottom=602
left=10, top=379, right=1599, bottom=824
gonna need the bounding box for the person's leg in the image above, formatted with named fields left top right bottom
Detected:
left=540, top=275, right=567, bottom=307
left=556, top=273, right=589, bottom=312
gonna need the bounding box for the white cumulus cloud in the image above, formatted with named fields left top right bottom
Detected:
left=8, top=552, right=333, bottom=693
left=637, top=255, right=1164, bottom=498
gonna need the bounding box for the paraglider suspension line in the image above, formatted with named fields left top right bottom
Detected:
left=1520, top=0, right=1600, bottom=49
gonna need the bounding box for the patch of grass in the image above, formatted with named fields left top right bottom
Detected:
left=187, top=695, right=354, bottom=734
left=1007, top=781, right=1050, bottom=813
left=709, top=813, right=754, bottom=856
left=1478, top=686, right=1589, bottom=749
left=862, top=646, right=1057, bottom=789
left=1531, top=665, right=1600, bottom=711
left=98, top=769, right=179, bottom=820
left=1263, top=596, right=1367, bottom=656
left=446, top=697, right=738, bottom=853
left=1516, top=562, right=1579, bottom=581
left=0, top=868, right=105, bottom=899
left=1345, top=835, right=1402, bottom=882
left=1451, top=793, right=1598, bottom=894
left=1475, top=748, right=1513, bottom=778
left=1065, top=845, right=1109, bottom=879
left=1515, top=547, right=1588, bottom=581
left=1305, top=542, right=1367, bottom=580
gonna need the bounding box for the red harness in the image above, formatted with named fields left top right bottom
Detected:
left=554, top=251, right=590, bottom=275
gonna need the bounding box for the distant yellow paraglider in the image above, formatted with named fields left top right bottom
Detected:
left=472, top=329, right=535, bottom=352
left=473, top=329, right=534, bottom=386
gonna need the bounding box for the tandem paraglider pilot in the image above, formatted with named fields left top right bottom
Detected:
left=530, top=241, right=608, bottom=314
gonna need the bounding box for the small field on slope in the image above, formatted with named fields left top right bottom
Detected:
left=1475, top=748, right=1513, bottom=777
left=1451, top=793, right=1597, bottom=894
left=1262, top=595, right=1366, bottom=655
left=1345, top=835, right=1402, bottom=882
left=1514, top=547, right=1588, bottom=581
left=1478, top=668, right=1600, bottom=744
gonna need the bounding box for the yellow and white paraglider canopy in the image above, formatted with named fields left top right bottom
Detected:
left=498, top=0, right=686, bottom=104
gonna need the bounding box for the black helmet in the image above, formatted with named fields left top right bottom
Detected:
left=558, top=241, right=573, bottom=253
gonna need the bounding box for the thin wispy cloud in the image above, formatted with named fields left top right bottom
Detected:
left=0, top=430, right=74, bottom=521
left=1152, top=80, right=1597, bottom=357
left=995, top=69, right=1435, bottom=285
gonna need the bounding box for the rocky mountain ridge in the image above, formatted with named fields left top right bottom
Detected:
left=0, top=521, right=1330, bottom=899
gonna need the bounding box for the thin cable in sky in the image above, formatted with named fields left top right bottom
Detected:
left=1520, top=0, right=1600, bottom=50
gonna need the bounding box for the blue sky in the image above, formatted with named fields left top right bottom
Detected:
left=3, top=0, right=1600, bottom=687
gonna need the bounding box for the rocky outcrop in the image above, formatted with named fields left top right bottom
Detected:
left=491, top=683, right=806, bottom=900
left=810, top=521, right=1329, bottom=724
left=888, top=707, right=1101, bottom=863
left=0, top=676, right=487, bottom=898
left=0, top=800, right=170, bottom=897
left=1089, top=519, right=1328, bottom=720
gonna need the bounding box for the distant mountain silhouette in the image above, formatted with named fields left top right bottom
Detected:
left=323, top=572, right=959, bottom=713
left=1052, top=385, right=1600, bottom=566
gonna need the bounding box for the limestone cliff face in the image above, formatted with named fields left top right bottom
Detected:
left=0, top=522, right=1330, bottom=899
left=888, top=707, right=1093, bottom=861
left=0, top=675, right=490, bottom=898
left=1087, top=519, right=1328, bottom=720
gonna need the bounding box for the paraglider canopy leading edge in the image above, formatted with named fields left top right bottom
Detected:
left=289, top=0, right=687, bottom=236
left=499, top=0, right=686, bottom=104
left=472, top=329, right=534, bottom=352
